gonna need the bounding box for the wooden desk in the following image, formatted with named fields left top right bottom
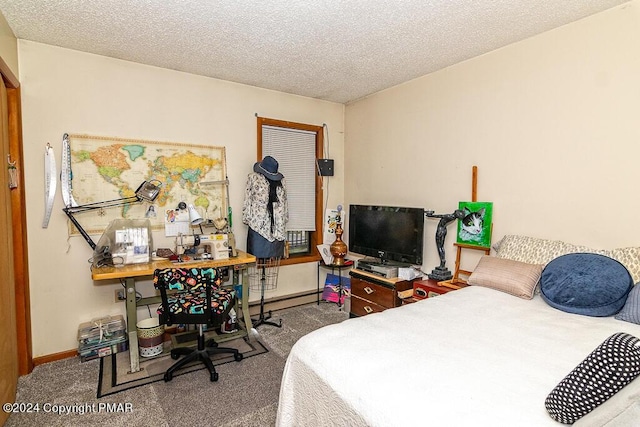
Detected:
left=92, top=250, right=256, bottom=374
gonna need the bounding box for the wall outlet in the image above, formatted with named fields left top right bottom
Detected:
left=115, top=289, right=126, bottom=302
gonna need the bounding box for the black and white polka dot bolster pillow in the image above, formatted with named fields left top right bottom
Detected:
left=545, top=332, right=640, bottom=424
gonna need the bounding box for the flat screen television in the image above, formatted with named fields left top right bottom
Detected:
left=348, top=204, right=424, bottom=265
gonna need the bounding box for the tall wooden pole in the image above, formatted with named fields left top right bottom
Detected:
left=471, top=165, right=478, bottom=202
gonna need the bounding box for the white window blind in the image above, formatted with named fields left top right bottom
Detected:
left=262, top=125, right=316, bottom=231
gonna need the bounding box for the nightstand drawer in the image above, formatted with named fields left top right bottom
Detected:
left=413, top=279, right=468, bottom=299
left=351, top=277, right=395, bottom=307
left=350, top=295, right=386, bottom=317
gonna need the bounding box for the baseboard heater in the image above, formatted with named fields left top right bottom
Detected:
left=247, top=289, right=320, bottom=316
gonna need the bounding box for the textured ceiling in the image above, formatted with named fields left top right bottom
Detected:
left=0, top=0, right=629, bottom=104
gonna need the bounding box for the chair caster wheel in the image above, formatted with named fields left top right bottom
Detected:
left=164, top=372, right=173, bottom=382
left=210, top=372, right=219, bottom=382
left=234, top=353, right=243, bottom=362
left=171, top=353, right=180, bottom=360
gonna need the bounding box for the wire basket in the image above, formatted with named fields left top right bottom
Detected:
left=248, top=257, right=281, bottom=291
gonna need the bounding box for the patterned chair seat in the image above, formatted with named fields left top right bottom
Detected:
left=157, top=288, right=234, bottom=316
left=153, top=267, right=243, bottom=382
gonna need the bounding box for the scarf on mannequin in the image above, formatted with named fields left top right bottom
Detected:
left=268, top=179, right=283, bottom=233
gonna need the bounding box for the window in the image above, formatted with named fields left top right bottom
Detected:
left=257, top=117, right=323, bottom=265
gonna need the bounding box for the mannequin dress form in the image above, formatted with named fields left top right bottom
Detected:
left=242, top=156, right=289, bottom=327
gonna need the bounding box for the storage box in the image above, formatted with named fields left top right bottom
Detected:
left=78, top=315, right=128, bottom=362
left=79, top=339, right=128, bottom=362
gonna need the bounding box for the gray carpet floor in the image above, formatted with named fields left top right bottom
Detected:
left=6, top=302, right=349, bottom=427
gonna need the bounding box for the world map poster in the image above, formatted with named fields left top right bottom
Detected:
left=67, top=134, right=227, bottom=236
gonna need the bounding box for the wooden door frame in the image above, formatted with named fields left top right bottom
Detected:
left=1, top=56, right=33, bottom=375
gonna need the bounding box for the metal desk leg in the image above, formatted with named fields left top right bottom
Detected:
left=317, top=262, right=320, bottom=305
left=237, top=266, right=253, bottom=341
left=124, top=277, right=140, bottom=373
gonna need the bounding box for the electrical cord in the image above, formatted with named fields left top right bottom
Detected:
left=115, top=278, right=142, bottom=303
left=323, top=122, right=330, bottom=157
left=322, top=123, right=331, bottom=225
left=88, top=253, right=124, bottom=269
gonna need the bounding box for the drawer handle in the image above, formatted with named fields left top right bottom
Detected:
left=364, top=286, right=374, bottom=295
left=364, top=306, right=373, bottom=314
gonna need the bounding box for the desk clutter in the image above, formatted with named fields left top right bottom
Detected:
left=77, top=315, right=128, bottom=362
left=92, top=219, right=152, bottom=268
left=91, top=252, right=257, bottom=374
left=172, top=232, right=233, bottom=261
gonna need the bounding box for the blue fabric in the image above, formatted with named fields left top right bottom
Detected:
left=540, top=253, right=633, bottom=317
left=247, top=228, right=285, bottom=258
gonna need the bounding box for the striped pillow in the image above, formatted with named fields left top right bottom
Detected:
left=616, top=284, right=640, bottom=324
left=468, top=256, right=542, bottom=299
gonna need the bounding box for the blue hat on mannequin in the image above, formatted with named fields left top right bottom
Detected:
left=254, top=156, right=284, bottom=181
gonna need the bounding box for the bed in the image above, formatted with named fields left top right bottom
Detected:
left=276, top=236, right=640, bottom=426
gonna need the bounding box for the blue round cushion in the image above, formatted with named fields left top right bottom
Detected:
left=540, top=253, right=633, bottom=317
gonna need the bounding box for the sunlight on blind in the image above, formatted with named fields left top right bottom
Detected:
left=262, top=125, right=316, bottom=231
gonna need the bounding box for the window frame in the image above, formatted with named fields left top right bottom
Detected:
left=256, top=116, right=323, bottom=266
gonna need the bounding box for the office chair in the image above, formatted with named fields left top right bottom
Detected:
left=154, top=267, right=243, bottom=382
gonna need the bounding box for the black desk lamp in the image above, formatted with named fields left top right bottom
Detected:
left=63, top=180, right=161, bottom=250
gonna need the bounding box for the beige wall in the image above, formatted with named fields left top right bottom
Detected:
left=18, top=41, right=344, bottom=356
left=345, top=2, right=640, bottom=274
left=17, top=0, right=640, bottom=357
left=0, top=11, right=17, bottom=78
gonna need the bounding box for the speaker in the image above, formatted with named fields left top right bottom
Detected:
left=317, top=159, right=334, bottom=176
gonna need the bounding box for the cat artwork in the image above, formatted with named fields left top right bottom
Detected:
left=456, top=202, right=493, bottom=247
left=459, top=208, right=485, bottom=242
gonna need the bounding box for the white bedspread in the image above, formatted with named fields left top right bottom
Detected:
left=276, top=286, right=640, bottom=426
